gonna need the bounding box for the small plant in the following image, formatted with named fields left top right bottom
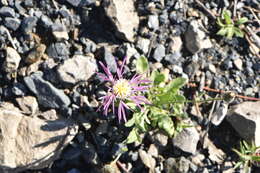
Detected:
left=97, top=56, right=189, bottom=144
left=233, top=140, right=260, bottom=172
left=217, top=10, right=248, bottom=39
left=125, top=56, right=189, bottom=143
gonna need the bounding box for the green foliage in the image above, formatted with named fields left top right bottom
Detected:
left=136, top=56, right=149, bottom=74
left=233, top=140, right=260, bottom=172
left=216, top=10, right=248, bottom=39
left=125, top=56, right=188, bottom=144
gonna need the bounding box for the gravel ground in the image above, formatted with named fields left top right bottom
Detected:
left=0, top=0, right=260, bottom=173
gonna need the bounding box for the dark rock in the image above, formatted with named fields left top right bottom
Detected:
left=47, top=42, right=70, bottom=61
left=40, top=15, right=53, bottom=28
left=67, top=168, right=81, bottom=173
left=24, top=0, right=34, bottom=7
left=80, top=0, right=96, bottom=6
left=0, top=6, right=16, bottom=17
left=221, top=58, right=233, bottom=70
left=82, top=141, right=99, bottom=165
left=153, top=44, right=165, bottom=62
left=61, top=145, right=82, bottom=160
left=21, top=16, right=38, bottom=33
left=80, top=38, right=97, bottom=53
left=99, top=47, right=117, bottom=73
left=23, top=71, right=71, bottom=109
left=164, top=52, right=181, bottom=64
left=4, top=17, right=20, bottom=31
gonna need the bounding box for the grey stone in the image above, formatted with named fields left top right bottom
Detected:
left=47, top=42, right=70, bottom=61
left=3, top=47, right=21, bottom=73
left=153, top=44, right=165, bottom=62
left=164, top=157, right=191, bottom=173
left=172, top=124, right=199, bottom=154
left=164, top=52, right=182, bottom=65
left=57, top=54, right=97, bottom=86
left=24, top=71, right=71, bottom=109
left=4, top=17, right=21, bottom=31
left=66, top=0, right=81, bottom=7
left=40, top=15, right=53, bottom=28
left=0, top=6, right=16, bottom=17
left=103, top=0, right=139, bottom=42
left=148, top=15, right=159, bottom=30
left=136, top=37, right=150, bottom=54
left=185, top=20, right=212, bottom=54
left=21, top=16, right=38, bottom=33
left=226, top=101, right=260, bottom=146
left=0, top=102, right=78, bottom=172
left=100, top=47, right=117, bottom=73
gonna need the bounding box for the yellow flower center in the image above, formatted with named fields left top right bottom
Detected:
left=113, top=79, right=132, bottom=99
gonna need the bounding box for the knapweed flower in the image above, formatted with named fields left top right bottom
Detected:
left=98, top=58, right=150, bottom=122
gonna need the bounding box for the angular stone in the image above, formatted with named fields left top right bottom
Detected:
left=0, top=102, right=78, bottom=172
left=4, top=17, right=21, bottom=31
left=25, top=44, right=46, bottom=64
left=15, top=96, right=38, bottom=115
left=21, top=16, right=38, bottom=33
left=24, top=71, right=71, bottom=109
left=103, top=0, right=139, bottom=42
left=153, top=44, right=165, bottom=62
left=226, top=101, right=260, bottom=146
left=139, top=149, right=156, bottom=170
left=172, top=125, right=199, bottom=155
left=148, top=15, right=159, bottom=30
left=57, top=54, right=97, bottom=86
left=0, top=6, right=16, bottom=17
left=3, top=47, right=21, bottom=73
left=136, top=37, right=150, bottom=54
left=185, top=20, right=212, bottom=54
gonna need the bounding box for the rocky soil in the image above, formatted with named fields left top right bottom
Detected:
left=0, top=0, right=260, bottom=173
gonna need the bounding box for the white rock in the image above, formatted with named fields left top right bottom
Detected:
left=233, top=58, right=243, bottom=70
left=15, top=96, right=38, bottom=115
left=103, top=0, right=139, bottom=42
left=0, top=102, right=78, bottom=172
left=3, top=47, right=21, bottom=73
left=57, top=54, right=97, bottom=85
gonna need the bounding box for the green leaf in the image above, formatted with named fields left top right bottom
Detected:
left=226, top=27, right=234, bottom=39
left=236, top=17, right=248, bottom=25
left=151, top=70, right=165, bottom=85
left=126, top=128, right=139, bottom=144
left=217, top=28, right=228, bottom=36
left=125, top=116, right=135, bottom=127
left=233, top=27, right=244, bottom=38
left=165, top=77, right=187, bottom=92
left=136, top=56, right=149, bottom=74
left=217, top=17, right=225, bottom=27
left=158, top=116, right=175, bottom=136
left=223, top=10, right=232, bottom=25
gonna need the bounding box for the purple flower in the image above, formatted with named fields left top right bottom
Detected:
left=97, top=58, right=150, bottom=122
